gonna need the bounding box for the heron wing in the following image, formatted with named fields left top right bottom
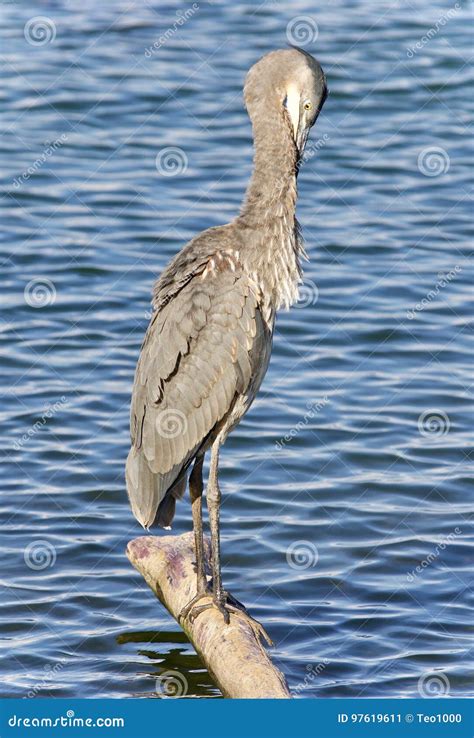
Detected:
left=126, top=256, right=267, bottom=528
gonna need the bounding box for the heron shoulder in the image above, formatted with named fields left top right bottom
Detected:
left=151, top=224, right=237, bottom=311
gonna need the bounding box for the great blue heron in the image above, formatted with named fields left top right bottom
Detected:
left=126, top=48, right=328, bottom=634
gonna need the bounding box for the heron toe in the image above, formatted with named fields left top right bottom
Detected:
left=179, top=590, right=212, bottom=622
left=182, top=591, right=273, bottom=646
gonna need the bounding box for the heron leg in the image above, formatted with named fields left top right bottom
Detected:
left=194, top=440, right=273, bottom=643
left=179, top=455, right=210, bottom=621
left=180, top=441, right=225, bottom=622
left=206, top=439, right=228, bottom=618
left=190, top=454, right=207, bottom=595
left=181, top=439, right=230, bottom=623
left=181, top=439, right=273, bottom=645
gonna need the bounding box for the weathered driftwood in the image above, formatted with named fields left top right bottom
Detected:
left=127, top=532, right=291, bottom=698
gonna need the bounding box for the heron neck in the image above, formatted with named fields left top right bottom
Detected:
left=236, top=109, right=303, bottom=311
left=239, top=111, right=298, bottom=225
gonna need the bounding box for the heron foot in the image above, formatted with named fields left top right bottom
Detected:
left=227, top=605, right=274, bottom=646
left=178, top=580, right=211, bottom=622
left=181, top=590, right=273, bottom=646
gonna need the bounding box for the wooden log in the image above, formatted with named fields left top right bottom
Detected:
left=126, top=532, right=291, bottom=698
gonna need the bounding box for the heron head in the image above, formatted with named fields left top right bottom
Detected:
left=244, top=48, right=328, bottom=160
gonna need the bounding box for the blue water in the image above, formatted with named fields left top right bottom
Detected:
left=0, top=0, right=472, bottom=699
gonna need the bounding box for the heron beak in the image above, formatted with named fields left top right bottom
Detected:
left=296, top=124, right=311, bottom=159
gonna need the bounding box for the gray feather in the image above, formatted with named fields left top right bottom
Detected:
left=126, top=47, right=328, bottom=529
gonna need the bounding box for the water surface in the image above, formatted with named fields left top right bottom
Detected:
left=0, top=0, right=472, bottom=698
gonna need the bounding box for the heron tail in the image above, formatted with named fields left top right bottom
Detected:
left=126, top=447, right=186, bottom=530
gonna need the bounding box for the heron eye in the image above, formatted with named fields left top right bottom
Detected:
left=303, top=101, right=312, bottom=111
